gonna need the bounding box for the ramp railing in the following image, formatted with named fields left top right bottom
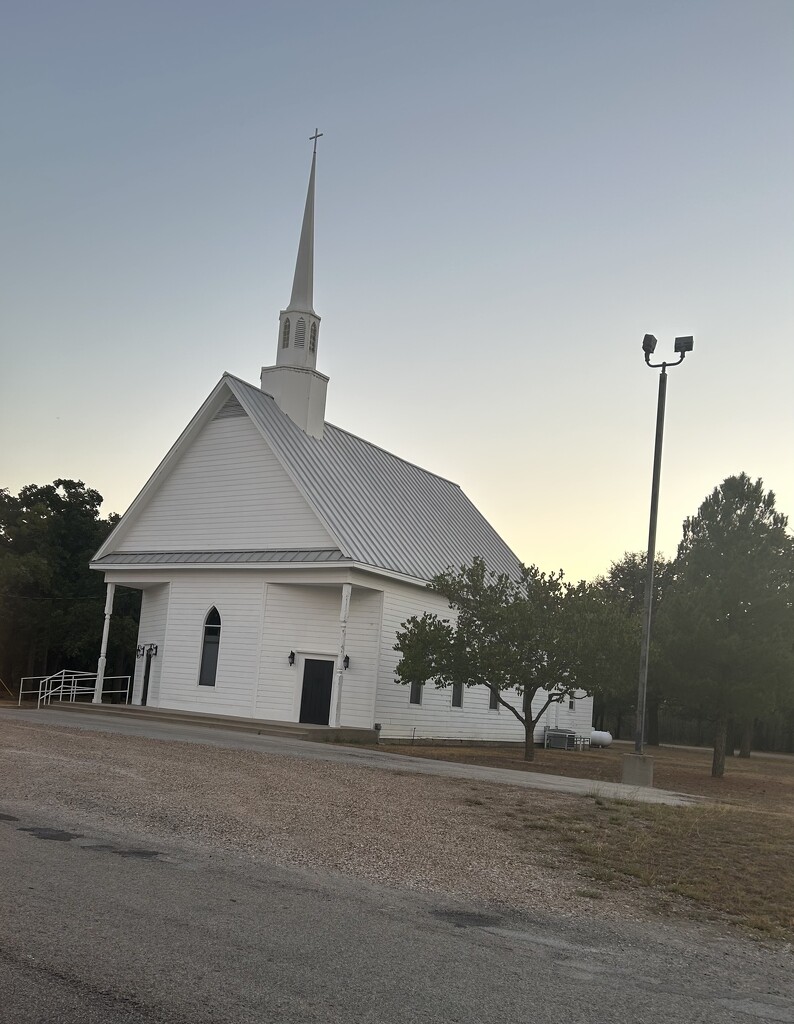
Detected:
left=18, top=669, right=131, bottom=708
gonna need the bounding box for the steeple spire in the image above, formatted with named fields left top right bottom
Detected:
left=274, top=134, right=322, bottom=371
left=286, top=143, right=317, bottom=314
left=261, top=134, right=329, bottom=439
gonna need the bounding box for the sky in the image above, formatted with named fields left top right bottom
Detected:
left=2, top=0, right=792, bottom=582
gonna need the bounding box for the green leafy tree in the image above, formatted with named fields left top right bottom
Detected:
left=593, top=552, right=675, bottom=744
left=394, top=558, right=613, bottom=761
left=659, top=474, right=794, bottom=777
left=0, top=480, right=140, bottom=694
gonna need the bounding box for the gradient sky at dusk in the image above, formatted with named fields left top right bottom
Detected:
left=2, top=0, right=792, bottom=581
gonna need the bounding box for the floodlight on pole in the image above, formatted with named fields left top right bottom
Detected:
left=635, top=334, right=694, bottom=757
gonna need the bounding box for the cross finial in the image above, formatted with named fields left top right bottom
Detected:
left=310, top=128, right=323, bottom=154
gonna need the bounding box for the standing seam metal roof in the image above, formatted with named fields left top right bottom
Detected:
left=225, top=375, right=522, bottom=582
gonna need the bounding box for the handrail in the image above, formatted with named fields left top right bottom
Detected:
left=18, top=670, right=131, bottom=708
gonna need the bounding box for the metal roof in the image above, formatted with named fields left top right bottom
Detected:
left=93, top=549, right=347, bottom=567
left=225, top=375, right=522, bottom=581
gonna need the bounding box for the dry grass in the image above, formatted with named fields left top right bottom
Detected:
left=373, top=740, right=794, bottom=940
left=375, top=739, right=794, bottom=810
left=515, top=797, right=794, bottom=940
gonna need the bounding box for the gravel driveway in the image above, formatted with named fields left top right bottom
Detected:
left=2, top=715, right=649, bottom=923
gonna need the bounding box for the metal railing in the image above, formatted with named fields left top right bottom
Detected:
left=17, top=669, right=131, bottom=709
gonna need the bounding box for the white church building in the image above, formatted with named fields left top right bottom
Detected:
left=90, top=143, right=593, bottom=743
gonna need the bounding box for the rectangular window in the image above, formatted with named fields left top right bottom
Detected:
left=451, top=682, right=463, bottom=708
left=409, top=681, right=422, bottom=705
left=568, top=696, right=576, bottom=711
left=489, top=687, right=499, bottom=710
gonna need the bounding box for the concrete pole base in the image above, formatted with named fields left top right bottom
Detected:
left=622, top=753, right=654, bottom=788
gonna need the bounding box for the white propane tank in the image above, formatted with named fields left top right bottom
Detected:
left=590, top=730, right=613, bottom=748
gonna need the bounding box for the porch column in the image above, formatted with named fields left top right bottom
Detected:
left=93, top=583, right=116, bottom=704
left=329, top=583, right=352, bottom=728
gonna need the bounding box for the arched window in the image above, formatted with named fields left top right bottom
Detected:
left=198, top=607, right=221, bottom=687
left=282, top=318, right=291, bottom=348
left=309, top=322, right=317, bottom=353
left=295, top=318, right=306, bottom=348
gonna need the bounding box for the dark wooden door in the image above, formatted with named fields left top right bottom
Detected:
left=299, top=659, right=334, bottom=725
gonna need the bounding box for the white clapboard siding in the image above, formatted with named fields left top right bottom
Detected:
left=117, top=415, right=334, bottom=551
left=131, top=583, right=170, bottom=704
left=156, top=574, right=265, bottom=714
left=256, top=583, right=381, bottom=727
left=374, top=579, right=594, bottom=741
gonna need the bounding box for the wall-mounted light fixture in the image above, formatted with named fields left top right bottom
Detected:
left=136, top=643, right=158, bottom=659
left=343, top=655, right=350, bottom=670
left=288, top=651, right=295, bottom=666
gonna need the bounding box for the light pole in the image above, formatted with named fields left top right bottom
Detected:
left=634, top=333, right=693, bottom=762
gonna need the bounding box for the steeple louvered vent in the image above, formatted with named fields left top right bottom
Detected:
left=295, top=318, right=306, bottom=348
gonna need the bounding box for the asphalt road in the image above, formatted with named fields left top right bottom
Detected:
left=1, top=803, right=792, bottom=1024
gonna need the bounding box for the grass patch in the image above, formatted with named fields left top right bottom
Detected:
left=532, top=798, right=794, bottom=940
left=372, top=740, right=794, bottom=811
left=357, top=739, right=794, bottom=939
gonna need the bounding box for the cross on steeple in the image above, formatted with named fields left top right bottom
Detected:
left=310, top=129, right=323, bottom=154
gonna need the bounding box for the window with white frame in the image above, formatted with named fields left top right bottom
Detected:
left=451, top=682, right=463, bottom=708
left=409, top=680, right=422, bottom=705
left=489, top=687, right=499, bottom=710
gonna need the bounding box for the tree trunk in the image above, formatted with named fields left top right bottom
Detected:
left=739, top=718, right=754, bottom=759
left=647, top=700, right=660, bottom=747
left=712, top=713, right=728, bottom=777
left=524, top=722, right=535, bottom=761
left=615, top=713, right=622, bottom=741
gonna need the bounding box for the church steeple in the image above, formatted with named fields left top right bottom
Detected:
left=276, top=133, right=322, bottom=371
left=261, top=133, right=329, bottom=438
left=287, top=145, right=317, bottom=315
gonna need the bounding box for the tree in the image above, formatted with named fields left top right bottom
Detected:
left=394, top=558, right=612, bottom=761
left=0, top=480, right=140, bottom=693
left=594, top=552, right=675, bottom=744
left=659, top=474, right=794, bottom=777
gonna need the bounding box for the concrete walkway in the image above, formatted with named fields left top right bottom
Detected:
left=2, top=707, right=701, bottom=806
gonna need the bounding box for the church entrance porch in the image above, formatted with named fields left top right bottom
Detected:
left=299, top=658, right=334, bottom=725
